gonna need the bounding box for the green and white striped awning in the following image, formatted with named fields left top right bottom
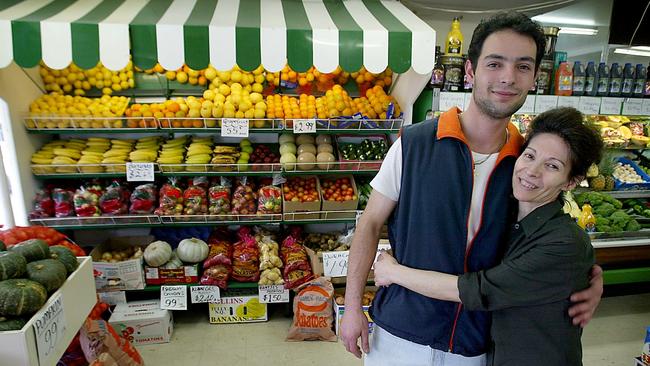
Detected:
left=0, top=0, right=436, bottom=74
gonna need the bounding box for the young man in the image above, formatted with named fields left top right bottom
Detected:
left=340, top=12, right=603, bottom=365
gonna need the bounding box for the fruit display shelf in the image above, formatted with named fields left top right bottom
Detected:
left=24, top=116, right=158, bottom=133
left=139, top=281, right=259, bottom=292
left=29, top=215, right=162, bottom=229
left=158, top=214, right=282, bottom=226
left=282, top=161, right=381, bottom=175
left=157, top=117, right=286, bottom=131
left=31, top=163, right=160, bottom=177
left=285, top=118, right=404, bottom=134
left=158, top=163, right=283, bottom=176
left=282, top=210, right=361, bottom=224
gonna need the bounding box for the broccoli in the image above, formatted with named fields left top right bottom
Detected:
left=612, top=198, right=623, bottom=209
left=595, top=216, right=610, bottom=227
left=609, top=224, right=625, bottom=232
left=585, top=192, right=605, bottom=206
left=596, top=224, right=613, bottom=233
left=626, top=219, right=641, bottom=231
left=594, top=203, right=616, bottom=217
left=609, top=210, right=631, bottom=228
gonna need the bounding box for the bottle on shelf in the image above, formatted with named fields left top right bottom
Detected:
left=577, top=202, right=596, bottom=233
left=572, top=61, right=585, bottom=96
left=634, top=64, right=646, bottom=98
left=597, top=62, right=610, bottom=97
left=536, top=59, right=555, bottom=95
left=584, top=61, right=598, bottom=96
left=608, top=62, right=622, bottom=97
left=621, top=63, right=635, bottom=98
left=430, top=46, right=444, bottom=89
left=445, top=17, right=463, bottom=55
left=554, top=61, right=573, bottom=96
left=645, top=62, right=650, bottom=98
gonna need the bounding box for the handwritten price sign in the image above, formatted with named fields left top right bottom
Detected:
left=34, top=293, right=67, bottom=364
left=221, top=118, right=249, bottom=137
left=126, top=162, right=154, bottom=182
left=160, top=285, right=187, bottom=310
left=293, top=119, right=317, bottom=134
left=323, top=251, right=350, bottom=277
left=190, top=286, right=220, bottom=303
left=258, top=284, right=290, bottom=303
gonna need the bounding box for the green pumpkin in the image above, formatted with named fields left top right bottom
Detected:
left=0, top=251, right=27, bottom=281
left=9, top=239, right=50, bottom=262
left=0, top=240, right=6, bottom=251
left=0, top=279, right=47, bottom=316
left=49, top=246, right=78, bottom=274
left=26, top=259, right=67, bottom=293
left=0, top=316, right=26, bottom=331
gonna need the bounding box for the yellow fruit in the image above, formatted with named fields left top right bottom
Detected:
left=203, top=89, right=215, bottom=100
left=176, top=71, right=188, bottom=83
left=231, top=70, right=242, bottom=83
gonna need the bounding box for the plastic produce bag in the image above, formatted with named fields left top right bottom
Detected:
left=257, top=185, right=282, bottom=214
left=29, top=187, right=54, bottom=218
left=280, top=233, right=313, bottom=290
left=99, top=181, right=130, bottom=215
left=231, top=233, right=260, bottom=282
left=208, top=177, right=232, bottom=217
left=201, top=228, right=233, bottom=289
left=183, top=176, right=208, bottom=215
left=129, top=183, right=157, bottom=214
left=231, top=177, right=257, bottom=216
left=155, top=178, right=183, bottom=216
left=74, top=186, right=102, bottom=217
left=53, top=188, right=75, bottom=217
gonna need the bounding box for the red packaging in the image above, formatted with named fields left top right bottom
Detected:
left=208, top=182, right=231, bottom=217
left=257, top=185, right=282, bottom=214
left=231, top=178, right=257, bottom=216
left=74, top=186, right=101, bottom=217
left=99, top=182, right=130, bottom=215
left=281, top=234, right=313, bottom=289
left=231, top=234, right=260, bottom=282
left=201, top=228, right=233, bottom=289
left=53, top=188, right=75, bottom=218
left=155, top=178, right=183, bottom=216
left=29, top=188, right=54, bottom=218
left=183, top=177, right=208, bottom=215
left=129, top=183, right=157, bottom=214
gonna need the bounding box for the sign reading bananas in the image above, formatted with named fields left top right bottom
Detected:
left=221, top=118, right=249, bottom=137
left=126, top=162, right=154, bottom=182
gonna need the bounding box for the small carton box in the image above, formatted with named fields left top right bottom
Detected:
left=208, top=292, right=268, bottom=324
left=333, top=302, right=374, bottom=336
left=282, top=176, right=322, bottom=220
left=320, top=175, right=359, bottom=219
left=145, top=264, right=199, bottom=285
left=335, top=135, right=389, bottom=171
left=90, top=236, right=153, bottom=291
left=109, top=300, right=173, bottom=345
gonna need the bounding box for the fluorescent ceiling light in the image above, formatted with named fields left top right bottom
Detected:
left=531, top=15, right=596, bottom=26
left=614, top=48, right=650, bottom=57
left=631, top=46, right=650, bottom=51
left=558, top=27, right=598, bottom=35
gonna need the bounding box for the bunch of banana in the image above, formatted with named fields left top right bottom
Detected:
left=129, top=136, right=160, bottom=163
left=211, top=145, right=240, bottom=171
left=78, top=137, right=111, bottom=173
left=31, top=140, right=67, bottom=173
left=52, top=139, right=86, bottom=173
left=157, top=136, right=187, bottom=172
left=186, top=136, right=213, bottom=172
left=102, top=139, right=133, bottom=172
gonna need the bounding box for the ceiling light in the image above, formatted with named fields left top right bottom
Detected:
left=631, top=46, right=650, bottom=51
left=558, top=27, right=598, bottom=36
left=614, top=48, right=650, bottom=57
left=531, top=15, right=596, bottom=26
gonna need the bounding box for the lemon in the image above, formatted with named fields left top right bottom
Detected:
left=231, top=70, right=242, bottom=83
left=218, top=84, right=230, bottom=96
left=618, top=126, right=632, bottom=140
left=204, top=66, right=217, bottom=80
left=203, top=89, right=215, bottom=100
left=252, top=83, right=263, bottom=93
left=176, top=71, right=188, bottom=83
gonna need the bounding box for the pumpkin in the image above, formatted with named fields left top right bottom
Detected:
left=161, top=251, right=183, bottom=269
left=0, top=251, right=27, bottom=281
left=177, top=238, right=209, bottom=263
left=50, top=246, right=79, bottom=274
left=26, top=259, right=67, bottom=293
left=9, top=239, right=50, bottom=262
left=0, top=316, right=26, bottom=331
left=0, top=279, right=47, bottom=316
left=0, top=240, right=6, bottom=251
left=143, top=241, right=173, bottom=267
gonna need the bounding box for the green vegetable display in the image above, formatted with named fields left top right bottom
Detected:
left=339, top=139, right=388, bottom=161
left=575, top=192, right=640, bottom=233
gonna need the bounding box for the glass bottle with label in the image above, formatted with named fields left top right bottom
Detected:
left=554, top=62, right=573, bottom=96
left=445, top=17, right=463, bottom=55
left=608, top=63, right=622, bottom=97
left=597, top=63, right=610, bottom=97
left=644, top=62, right=650, bottom=98
left=584, top=61, right=598, bottom=96
left=430, top=46, right=444, bottom=89
left=536, top=59, right=554, bottom=95
left=578, top=202, right=596, bottom=233
left=634, top=64, right=646, bottom=98
left=621, top=63, right=635, bottom=97
left=572, top=61, right=585, bottom=96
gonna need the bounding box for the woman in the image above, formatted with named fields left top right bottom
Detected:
left=374, top=107, right=603, bottom=366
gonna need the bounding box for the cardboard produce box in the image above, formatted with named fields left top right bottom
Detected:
left=109, top=300, right=173, bottom=345
left=335, top=135, right=389, bottom=170
left=209, top=292, right=268, bottom=324
left=145, top=264, right=199, bottom=285
left=320, top=175, right=359, bottom=219
left=282, top=176, right=322, bottom=220
left=90, top=235, right=153, bottom=291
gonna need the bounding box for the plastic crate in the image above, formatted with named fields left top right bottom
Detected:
left=613, top=157, right=650, bottom=190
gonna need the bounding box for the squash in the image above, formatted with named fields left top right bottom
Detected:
left=0, top=251, right=27, bottom=281
left=143, top=241, right=172, bottom=267
left=0, top=316, right=26, bottom=331
left=50, top=246, right=79, bottom=274
left=177, top=238, right=209, bottom=263
left=9, top=239, right=50, bottom=262
left=0, top=240, right=6, bottom=251
left=161, top=251, right=183, bottom=269
left=26, top=259, right=67, bottom=293
left=0, top=279, right=47, bottom=316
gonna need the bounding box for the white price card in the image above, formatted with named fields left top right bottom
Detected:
left=516, top=95, right=536, bottom=113
left=221, top=118, right=249, bottom=137
left=534, top=95, right=558, bottom=113
left=323, top=250, right=350, bottom=278
left=160, top=285, right=187, bottom=310
left=600, top=97, right=623, bottom=115
left=190, top=286, right=220, bottom=303
left=34, top=293, right=67, bottom=364
left=293, top=119, right=317, bottom=134
left=438, top=92, right=465, bottom=111
left=372, top=241, right=392, bottom=268
left=556, top=96, right=581, bottom=109
left=643, top=100, right=650, bottom=116
left=126, top=162, right=154, bottom=182
left=579, top=97, right=601, bottom=114
left=259, top=284, right=290, bottom=303
left=623, top=99, right=643, bottom=115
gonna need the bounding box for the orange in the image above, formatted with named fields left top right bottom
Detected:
left=138, top=119, right=147, bottom=128
left=198, top=76, right=207, bottom=86
left=161, top=120, right=171, bottom=128
left=192, top=120, right=204, bottom=128
left=127, top=120, right=138, bottom=128
left=172, top=120, right=182, bottom=128
left=131, top=103, right=142, bottom=111
left=167, top=102, right=180, bottom=113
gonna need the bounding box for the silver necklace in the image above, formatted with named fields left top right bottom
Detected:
left=474, top=128, right=509, bottom=168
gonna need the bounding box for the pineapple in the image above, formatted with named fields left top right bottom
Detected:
left=599, top=155, right=616, bottom=191
left=589, top=175, right=605, bottom=191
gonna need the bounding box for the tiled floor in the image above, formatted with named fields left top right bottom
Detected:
left=137, top=293, right=650, bottom=365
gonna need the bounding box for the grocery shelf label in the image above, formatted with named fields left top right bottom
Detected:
left=190, top=286, right=220, bottom=303
left=34, top=293, right=67, bottom=365
left=438, top=92, right=465, bottom=111
left=259, top=284, right=290, bottom=303
left=600, top=97, right=623, bottom=115
left=557, top=96, right=580, bottom=110
left=516, top=95, right=535, bottom=114
left=534, top=95, right=558, bottom=113
left=221, top=118, right=249, bottom=137
left=126, top=162, right=154, bottom=182
left=623, top=99, right=643, bottom=115
left=323, top=250, right=350, bottom=277
left=578, top=97, right=601, bottom=114
left=293, top=119, right=317, bottom=134
left=160, top=285, right=187, bottom=310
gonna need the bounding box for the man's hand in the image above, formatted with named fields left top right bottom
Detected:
left=373, top=251, right=399, bottom=287
left=340, top=308, right=370, bottom=358
left=569, top=264, right=603, bottom=327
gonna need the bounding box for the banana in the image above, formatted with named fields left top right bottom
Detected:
left=103, top=149, right=131, bottom=158
left=211, top=156, right=236, bottom=164
left=111, top=139, right=134, bottom=144
left=63, top=143, right=86, bottom=151
left=32, top=151, right=55, bottom=158
left=101, top=157, right=127, bottom=164
left=31, top=157, right=53, bottom=165
left=85, top=141, right=111, bottom=147
left=135, top=143, right=160, bottom=150
left=137, top=136, right=161, bottom=142
left=187, top=146, right=213, bottom=154
left=186, top=154, right=212, bottom=163
left=129, top=151, right=158, bottom=160
left=87, top=137, right=110, bottom=142
left=79, top=166, right=104, bottom=173
left=81, top=151, right=104, bottom=157
left=162, top=141, right=187, bottom=149
left=53, top=148, right=82, bottom=159
left=157, top=156, right=184, bottom=164
left=84, top=147, right=110, bottom=153
left=52, top=156, right=77, bottom=165
left=213, top=146, right=238, bottom=154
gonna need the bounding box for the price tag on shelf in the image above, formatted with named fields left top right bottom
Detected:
left=515, top=95, right=536, bottom=113
left=293, top=119, right=317, bottom=134
left=126, top=162, right=154, bottom=182
left=160, top=285, right=187, bottom=310
left=34, top=293, right=67, bottom=364
left=643, top=100, right=650, bottom=116
left=556, top=96, right=580, bottom=109
left=578, top=97, right=601, bottom=115
left=323, top=250, right=350, bottom=278
left=534, top=95, right=558, bottom=113
left=221, top=118, right=249, bottom=137
left=623, top=99, right=643, bottom=115
left=600, top=97, right=623, bottom=115
left=259, top=284, right=290, bottom=303
left=438, top=92, right=465, bottom=111
left=190, top=286, right=220, bottom=303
